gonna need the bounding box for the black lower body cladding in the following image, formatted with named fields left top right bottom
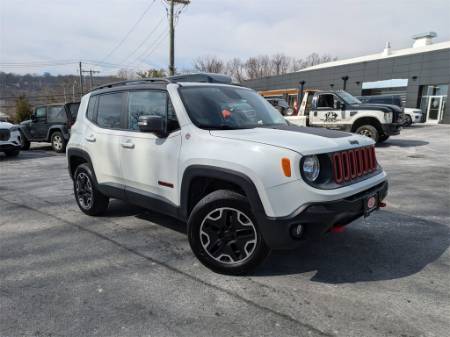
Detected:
left=256, top=181, right=388, bottom=250
left=382, top=123, right=402, bottom=136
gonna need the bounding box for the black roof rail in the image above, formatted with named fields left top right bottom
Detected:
left=92, top=78, right=172, bottom=91
left=168, top=73, right=233, bottom=84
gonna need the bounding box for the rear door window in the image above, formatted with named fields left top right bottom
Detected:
left=97, top=93, right=124, bottom=129
left=47, top=106, right=66, bottom=123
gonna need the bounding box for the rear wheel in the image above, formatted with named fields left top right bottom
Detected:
left=355, top=125, right=379, bottom=143
left=51, top=131, right=66, bottom=153
left=403, top=115, right=412, bottom=127
left=378, top=134, right=390, bottom=143
left=188, top=190, right=269, bottom=275
left=73, top=163, right=109, bottom=216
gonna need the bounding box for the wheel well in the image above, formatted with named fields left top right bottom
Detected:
left=47, top=128, right=62, bottom=142
left=69, top=155, right=87, bottom=178
left=187, top=177, right=246, bottom=216
left=351, top=117, right=383, bottom=134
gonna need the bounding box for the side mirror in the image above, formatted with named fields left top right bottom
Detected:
left=335, top=101, right=345, bottom=110
left=138, top=115, right=166, bottom=137
left=31, top=114, right=37, bottom=121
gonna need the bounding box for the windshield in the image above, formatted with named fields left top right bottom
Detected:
left=179, top=86, right=287, bottom=129
left=336, top=91, right=361, bottom=105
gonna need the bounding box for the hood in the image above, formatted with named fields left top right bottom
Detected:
left=210, top=125, right=374, bottom=155
left=349, top=103, right=402, bottom=113
left=0, top=121, right=15, bottom=129
left=20, top=119, right=32, bottom=126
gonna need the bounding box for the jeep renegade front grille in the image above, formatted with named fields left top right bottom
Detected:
left=331, top=146, right=377, bottom=184
left=0, top=129, right=10, bottom=141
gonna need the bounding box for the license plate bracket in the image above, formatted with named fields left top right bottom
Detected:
left=364, top=193, right=379, bottom=217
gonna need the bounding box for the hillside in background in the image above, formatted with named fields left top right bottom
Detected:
left=0, top=72, right=119, bottom=118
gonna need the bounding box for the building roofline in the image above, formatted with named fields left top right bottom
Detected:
left=296, top=40, right=450, bottom=73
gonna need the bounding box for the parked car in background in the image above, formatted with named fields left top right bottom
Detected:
left=20, top=102, right=80, bottom=152
left=266, top=97, right=293, bottom=116
left=357, top=94, right=423, bottom=126
left=67, top=74, right=388, bottom=275
left=262, top=89, right=404, bottom=143
left=0, top=121, right=22, bottom=157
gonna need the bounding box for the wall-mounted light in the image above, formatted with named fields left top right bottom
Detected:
left=356, top=81, right=361, bottom=85
left=330, top=84, right=335, bottom=88
left=412, top=76, right=418, bottom=81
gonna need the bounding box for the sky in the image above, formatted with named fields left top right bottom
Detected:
left=1, top=0, right=449, bottom=75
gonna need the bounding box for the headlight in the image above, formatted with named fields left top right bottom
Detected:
left=302, top=155, right=320, bottom=182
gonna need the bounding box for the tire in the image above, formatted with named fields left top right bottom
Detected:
left=51, top=131, right=66, bottom=153
left=188, top=189, right=270, bottom=275
left=4, top=149, right=20, bottom=157
left=73, top=163, right=109, bottom=216
left=21, top=136, right=30, bottom=150
left=355, top=125, right=379, bottom=143
left=378, top=135, right=390, bottom=143
left=403, top=115, right=412, bottom=127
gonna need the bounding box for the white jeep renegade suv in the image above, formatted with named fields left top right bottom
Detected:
left=67, top=73, right=388, bottom=275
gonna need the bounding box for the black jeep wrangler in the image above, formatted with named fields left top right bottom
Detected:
left=20, top=102, right=80, bottom=153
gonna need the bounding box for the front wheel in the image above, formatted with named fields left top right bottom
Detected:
left=73, top=163, right=109, bottom=216
left=355, top=125, right=379, bottom=143
left=21, top=135, right=30, bottom=150
left=188, top=190, right=270, bottom=275
left=51, top=131, right=66, bottom=153
left=4, top=149, right=20, bottom=157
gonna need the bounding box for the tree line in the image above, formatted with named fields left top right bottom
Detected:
left=191, top=53, right=337, bottom=82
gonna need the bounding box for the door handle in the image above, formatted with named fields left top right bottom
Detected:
left=121, top=141, right=135, bottom=149
left=85, top=135, right=96, bottom=142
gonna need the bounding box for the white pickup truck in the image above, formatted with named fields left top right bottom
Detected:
left=263, top=89, right=404, bottom=143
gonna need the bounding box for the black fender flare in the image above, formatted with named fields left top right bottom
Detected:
left=66, top=148, right=96, bottom=182
left=180, top=165, right=266, bottom=220
left=46, top=126, right=68, bottom=142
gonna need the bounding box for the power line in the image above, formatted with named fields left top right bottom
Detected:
left=118, top=15, right=165, bottom=65
left=100, top=0, right=157, bottom=62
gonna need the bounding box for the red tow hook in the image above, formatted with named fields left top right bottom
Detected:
left=379, top=202, right=387, bottom=208
left=330, top=226, right=346, bottom=233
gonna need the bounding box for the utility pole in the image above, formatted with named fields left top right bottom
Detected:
left=82, top=69, right=101, bottom=89
left=168, top=0, right=190, bottom=76
left=79, top=62, right=84, bottom=96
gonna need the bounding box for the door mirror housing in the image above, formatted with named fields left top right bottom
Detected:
left=31, top=113, right=37, bottom=122
left=334, top=101, right=345, bottom=110
left=138, top=115, right=167, bottom=137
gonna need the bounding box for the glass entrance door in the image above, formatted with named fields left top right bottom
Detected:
left=426, top=96, right=443, bottom=123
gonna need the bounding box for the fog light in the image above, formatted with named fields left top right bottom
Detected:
left=290, top=224, right=304, bottom=239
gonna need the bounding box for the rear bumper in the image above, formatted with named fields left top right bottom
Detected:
left=256, top=181, right=388, bottom=249
left=381, top=123, right=401, bottom=136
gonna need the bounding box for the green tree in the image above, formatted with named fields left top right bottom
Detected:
left=15, top=95, right=32, bottom=123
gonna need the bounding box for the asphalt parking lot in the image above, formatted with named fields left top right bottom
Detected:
left=1, top=125, right=449, bottom=337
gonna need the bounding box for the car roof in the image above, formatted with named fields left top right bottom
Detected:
left=89, top=73, right=238, bottom=95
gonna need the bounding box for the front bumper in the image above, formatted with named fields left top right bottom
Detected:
left=0, top=142, right=22, bottom=151
left=256, top=181, right=388, bottom=249
left=381, top=123, right=401, bottom=136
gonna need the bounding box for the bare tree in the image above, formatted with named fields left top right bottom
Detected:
left=225, top=58, right=245, bottom=83
left=193, top=55, right=225, bottom=73
left=271, top=53, right=291, bottom=75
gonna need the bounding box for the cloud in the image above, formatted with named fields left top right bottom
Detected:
left=1, top=0, right=449, bottom=75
